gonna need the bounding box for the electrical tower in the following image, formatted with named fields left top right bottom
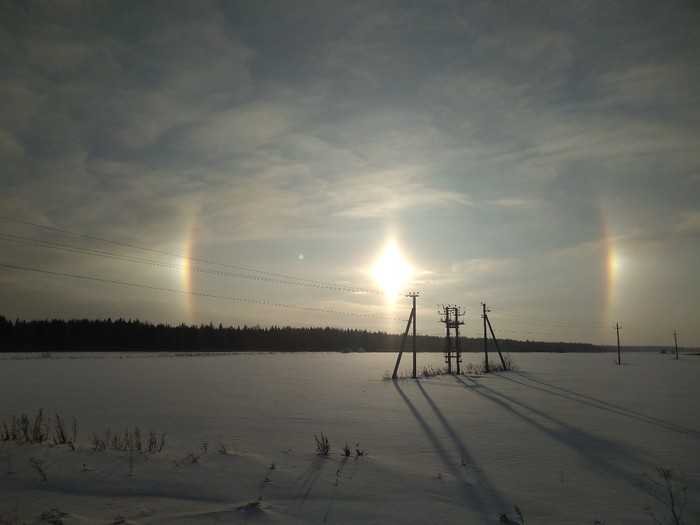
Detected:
left=440, top=305, right=464, bottom=374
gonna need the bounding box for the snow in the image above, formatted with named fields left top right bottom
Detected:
left=1, top=352, right=698, bottom=524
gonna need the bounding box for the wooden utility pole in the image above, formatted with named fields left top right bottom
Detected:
left=480, top=303, right=507, bottom=370
left=615, top=323, right=622, bottom=365
left=441, top=305, right=464, bottom=374
left=392, top=292, right=419, bottom=379
left=454, top=307, right=463, bottom=374
left=411, top=292, right=418, bottom=378
left=482, top=303, right=490, bottom=373
left=673, top=330, right=678, bottom=360
left=442, top=306, right=452, bottom=373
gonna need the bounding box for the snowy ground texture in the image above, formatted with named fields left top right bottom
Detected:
left=1, top=351, right=698, bottom=525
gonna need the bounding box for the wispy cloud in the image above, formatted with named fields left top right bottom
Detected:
left=332, top=168, right=472, bottom=219
left=673, top=211, right=700, bottom=238
left=451, top=257, right=520, bottom=278
left=1, top=1, right=699, bottom=342
left=484, top=198, right=547, bottom=212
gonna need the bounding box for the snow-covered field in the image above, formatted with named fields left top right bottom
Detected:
left=1, top=351, right=698, bottom=524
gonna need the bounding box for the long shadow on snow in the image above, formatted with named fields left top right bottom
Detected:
left=504, top=372, right=700, bottom=440
left=454, top=374, right=645, bottom=483
left=323, top=455, right=349, bottom=523
left=291, top=455, right=329, bottom=510
left=393, top=380, right=510, bottom=517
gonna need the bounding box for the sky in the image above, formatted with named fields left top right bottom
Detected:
left=1, top=1, right=699, bottom=347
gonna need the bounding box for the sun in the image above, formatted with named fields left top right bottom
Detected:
left=371, top=241, right=412, bottom=299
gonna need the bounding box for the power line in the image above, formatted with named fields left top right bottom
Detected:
left=487, top=315, right=604, bottom=333
left=0, top=216, right=423, bottom=328
left=484, top=327, right=602, bottom=338
left=0, top=216, right=681, bottom=342
left=0, top=233, right=382, bottom=295
left=421, top=293, right=444, bottom=307
left=0, top=263, right=407, bottom=322
left=0, top=215, right=391, bottom=296
left=488, top=308, right=670, bottom=340
left=488, top=306, right=603, bottom=327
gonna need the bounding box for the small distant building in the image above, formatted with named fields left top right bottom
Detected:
left=340, top=346, right=366, bottom=353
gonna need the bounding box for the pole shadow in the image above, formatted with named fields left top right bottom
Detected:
left=392, top=379, right=510, bottom=517
left=453, top=374, right=646, bottom=483
left=504, top=372, right=700, bottom=440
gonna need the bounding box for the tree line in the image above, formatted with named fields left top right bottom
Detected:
left=0, top=316, right=606, bottom=353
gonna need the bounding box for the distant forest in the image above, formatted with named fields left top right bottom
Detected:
left=0, top=316, right=616, bottom=353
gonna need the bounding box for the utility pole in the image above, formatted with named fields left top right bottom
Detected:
left=454, top=306, right=463, bottom=374
left=442, top=306, right=453, bottom=374
left=673, top=330, right=678, bottom=360
left=615, top=323, right=621, bottom=365
left=479, top=303, right=507, bottom=370
left=411, top=292, right=418, bottom=378
left=392, top=292, right=419, bottom=379
left=482, top=303, right=490, bottom=373
left=440, top=305, right=464, bottom=374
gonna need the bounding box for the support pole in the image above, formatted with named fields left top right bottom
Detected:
left=615, top=323, right=622, bottom=365
left=485, top=314, right=507, bottom=369
left=391, top=292, right=419, bottom=379
left=392, top=307, right=414, bottom=379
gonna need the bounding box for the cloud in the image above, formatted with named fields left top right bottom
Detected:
left=471, top=28, right=575, bottom=78
left=332, top=167, right=472, bottom=218
left=181, top=102, right=297, bottom=161
left=595, top=62, right=699, bottom=110
left=673, top=211, right=700, bottom=237
left=1, top=1, right=255, bottom=161
left=485, top=198, right=546, bottom=212
left=0, top=128, right=24, bottom=159
left=1, top=1, right=699, bottom=341
left=203, top=175, right=323, bottom=242
left=451, top=257, right=519, bottom=277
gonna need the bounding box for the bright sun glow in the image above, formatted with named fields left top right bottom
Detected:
left=371, top=241, right=412, bottom=299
